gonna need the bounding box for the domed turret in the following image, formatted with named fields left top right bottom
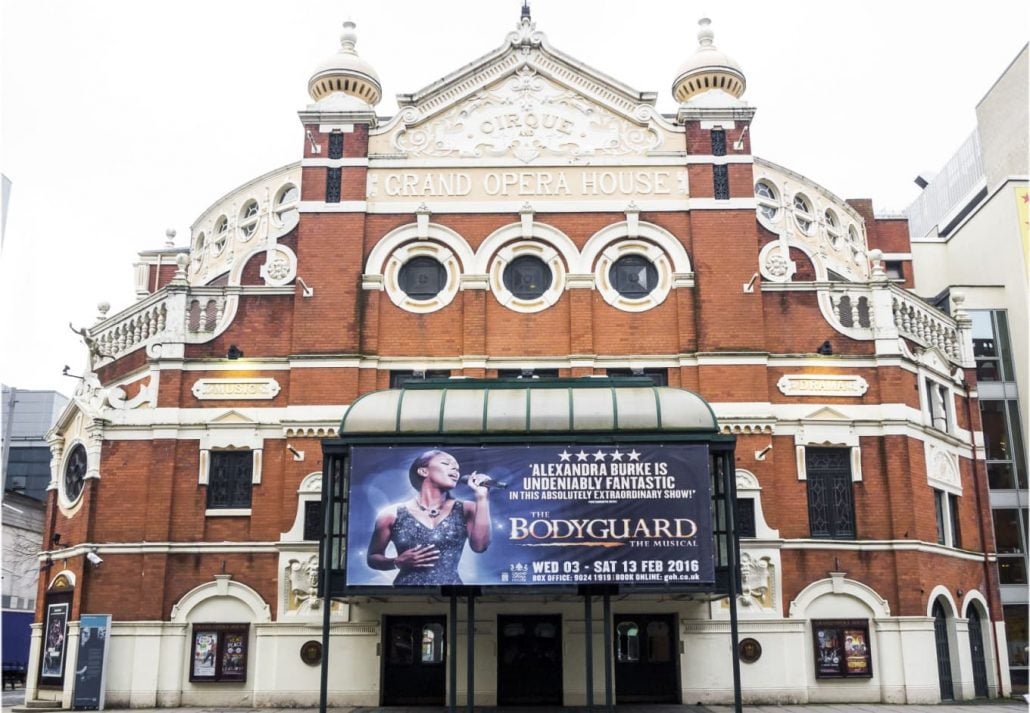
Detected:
left=307, top=20, right=382, bottom=106
left=672, top=18, right=746, bottom=103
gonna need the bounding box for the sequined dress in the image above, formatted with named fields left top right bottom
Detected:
left=391, top=501, right=468, bottom=585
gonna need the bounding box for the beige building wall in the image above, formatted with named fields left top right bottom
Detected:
left=911, top=182, right=1029, bottom=428
left=976, top=45, right=1029, bottom=189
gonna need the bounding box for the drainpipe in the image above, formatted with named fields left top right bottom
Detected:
left=962, top=379, right=1006, bottom=697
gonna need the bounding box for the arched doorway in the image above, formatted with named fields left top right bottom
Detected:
left=967, top=605, right=989, bottom=697
left=932, top=600, right=954, bottom=700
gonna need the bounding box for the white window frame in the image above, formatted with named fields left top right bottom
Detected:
left=198, top=426, right=263, bottom=517
left=921, top=374, right=955, bottom=434
left=794, top=422, right=862, bottom=482
left=934, top=488, right=961, bottom=547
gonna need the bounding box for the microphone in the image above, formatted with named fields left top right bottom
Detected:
left=459, top=473, right=508, bottom=489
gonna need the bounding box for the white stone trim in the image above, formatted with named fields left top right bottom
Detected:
left=381, top=239, right=462, bottom=313
left=580, top=219, right=692, bottom=274
left=777, top=374, right=868, bottom=397
left=366, top=156, right=695, bottom=168
left=735, top=469, right=779, bottom=539
left=780, top=539, right=990, bottom=562
left=46, top=570, right=76, bottom=589
left=299, top=157, right=369, bottom=167
left=752, top=157, right=870, bottom=283
left=169, top=575, right=271, bottom=624
left=591, top=238, right=674, bottom=312
left=759, top=239, right=798, bottom=283
left=192, top=378, right=282, bottom=401
left=793, top=417, right=862, bottom=482
left=925, top=441, right=962, bottom=495
left=473, top=220, right=577, bottom=273
left=310, top=199, right=760, bottom=214
left=258, top=244, right=298, bottom=287
left=486, top=239, right=566, bottom=313
left=789, top=573, right=891, bottom=618
left=959, top=589, right=990, bottom=619
left=689, top=198, right=756, bottom=210
left=205, top=508, right=252, bottom=517
left=281, top=472, right=323, bottom=542
left=298, top=200, right=367, bottom=212
left=365, top=221, right=472, bottom=275
left=926, top=585, right=960, bottom=616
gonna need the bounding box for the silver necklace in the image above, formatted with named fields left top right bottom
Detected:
left=415, top=498, right=447, bottom=518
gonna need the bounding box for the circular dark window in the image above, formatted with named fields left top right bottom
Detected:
left=64, top=443, right=87, bottom=502
left=502, top=256, right=552, bottom=300
left=609, top=255, right=658, bottom=298
left=398, top=257, right=447, bottom=300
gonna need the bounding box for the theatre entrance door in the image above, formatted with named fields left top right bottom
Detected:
left=614, top=613, right=679, bottom=703
left=497, top=614, right=563, bottom=706
left=381, top=615, right=447, bottom=706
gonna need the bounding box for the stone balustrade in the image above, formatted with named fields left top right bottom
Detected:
left=890, top=288, right=963, bottom=362
left=88, top=287, right=247, bottom=365
left=777, top=280, right=971, bottom=367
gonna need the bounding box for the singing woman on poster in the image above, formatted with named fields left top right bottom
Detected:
left=366, top=449, right=493, bottom=585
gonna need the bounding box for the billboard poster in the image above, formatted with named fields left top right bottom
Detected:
left=345, top=444, right=713, bottom=588
left=73, top=614, right=112, bottom=710
left=813, top=620, right=873, bottom=678
left=843, top=628, right=871, bottom=675
left=220, top=631, right=247, bottom=678
left=813, top=625, right=842, bottom=676
left=192, top=632, right=218, bottom=677
left=41, top=602, right=69, bottom=678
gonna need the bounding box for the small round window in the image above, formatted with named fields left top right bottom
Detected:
left=63, top=443, right=87, bottom=503
left=609, top=255, right=658, bottom=298
left=502, top=256, right=552, bottom=300
left=399, top=257, right=447, bottom=300
left=755, top=181, right=779, bottom=221
left=793, top=193, right=814, bottom=234
left=212, top=216, right=229, bottom=255
left=238, top=200, right=259, bottom=241
left=824, top=209, right=841, bottom=247
left=192, top=232, right=206, bottom=266
left=274, top=184, right=300, bottom=230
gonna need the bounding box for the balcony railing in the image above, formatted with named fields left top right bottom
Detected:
left=88, top=283, right=290, bottom=366
left=773, top=280, right=972, bottom=367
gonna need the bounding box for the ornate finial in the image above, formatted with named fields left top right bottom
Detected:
left=96, top=302, right=110, bottom=323
left=340, top=20, right=357, bottom=54
left=868, top=248, right=886, bottom=280
left=951, top=290, right=969, bottom=321
left=697, top=17, right=714, bottom=47
left=164, top=228, right=176, bottom=247
left=521, top=0, right=531, bottom=21
left=173, top=253, right=189, bottom=284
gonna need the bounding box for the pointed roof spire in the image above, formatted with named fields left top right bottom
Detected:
left=521, top=0, right=531, bottom=21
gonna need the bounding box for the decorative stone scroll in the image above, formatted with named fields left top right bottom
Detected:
left=192, top=378, right=281, bottom=400
left=777, top=374, right=869, bottom=397
left=394, top=67, right=660, bottom=163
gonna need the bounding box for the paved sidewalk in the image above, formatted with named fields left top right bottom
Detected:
left=3, top=693, right=1028, bottom=713
left=6, top=705, right=1028, bottom=713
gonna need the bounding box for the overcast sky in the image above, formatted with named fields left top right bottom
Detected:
left=1, top=0, right=1027, bottom=395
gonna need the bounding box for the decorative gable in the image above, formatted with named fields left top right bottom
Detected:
left=392, top=68, right=664, bottom=163
left=371, top=19, right=682, bottom=165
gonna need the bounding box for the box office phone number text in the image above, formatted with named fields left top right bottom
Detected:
left=521, top=558, right=704, bottom=583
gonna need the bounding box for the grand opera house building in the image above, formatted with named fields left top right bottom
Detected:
left=25, top=8, right=1013, bottom=709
